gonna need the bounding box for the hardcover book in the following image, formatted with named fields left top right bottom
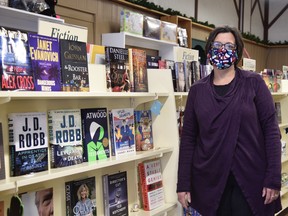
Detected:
left=143, top=16, right=161, bottom=40
left=184, top=60, right=192, bottom=92
left=146, top=55, right=161, bottom=69
left=165, top=60, right=176, bottom=92
left=138, top=158, right=164, bottom=211
left=120, top=9, right=144, bottom=36
left=0, top=123, right=5, bottom=180
left=129, top=48, right=148, bottom=92
left=81, top=108, right=110, bottom=162
left=175, top=62, right=186, bottom=92
left=0, top=26, right=34, bottom=91
left=275, top=102, right=282, bottom=124
left=48, top=109, right=83, bottom=168
left=134, top=110, right=153, bottom=151
left=160, top=21, right=177, bottom=43
left=109, top=108, right=136, bottom=158
left=105, top=46, right=130, bottom=92
left=21, top=187, right=53, bottom=216
left=28, top=33, right=61, bottom=91
left=8, top=112, right=48, bottom=176
left=65, top=176, right=97, bottom=216
left=102, top=171, right=128, bottom=216
left=59, top=39, right=89, bottom=92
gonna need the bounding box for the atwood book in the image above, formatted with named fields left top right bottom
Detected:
left=109, top=108, right=136, bottom=158
left=59, top=39, right=89, bottom=92
left=8, top=112, right=48, bottom=176
left=138, top=158, right=164, bottom=211
left=105, top=46, right=130, bottom=92
left=81, top=108, right=110, bottom=162
left=65, top=176, right=97, bottom=216
left=28, top=33, right=61, bottom=91
left=102, top=171, right=128, bottom=216
left=48, top=109, right=83, bottom=168
left=0, top=26, right=34, bottom=91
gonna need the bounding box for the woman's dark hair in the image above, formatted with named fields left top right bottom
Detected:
left=205, top=26, right=244, bottom=66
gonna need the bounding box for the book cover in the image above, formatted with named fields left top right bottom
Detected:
left=48, top=109, right=83, bottom=168
left=183, top=206, right=201, bottom=216
left=0, top=26, right=34, bottom=91
left=28, top=33, right=61, bottom=91
left=160, top=21, right=177, bottom=43
left=120, top=9, right=144, bottom=36
left=87, top=43, right=105, bottom=64
left=129, top=48, right=148, bottom=92
left=8, top=112, right=48, bottom=176
left=184, top=60, right=192, bottom=92
left=105, top=46, right=130, bottom=92
left=175, top=62, right=186, bottom=92
left=134, top=110, right=153, bottom=151
left=0, top=0, right=7, bottom=6
left=0, top=123, right=5, bottom=180
left=21, top=188, right=53, bottom=216
left=81, top=108, right=110, bottom=162
left=146, top=55, right=161, bottom=69
left=65, top=176, right=97, bottom=216
left=166, top=60, right=176, bottom=92
left=275, top=102, right=282, bottom=124
left=109, top=108, right=136, bottom=158
left=0, top=200, right=3, bottom=216
left=59, top=39, right=89, bottom=92
left=102, top=171, right=128, bottom=216
left=143, top=16, right=161, bottom=40
left=158, top=59, right=166, bottom=69
left=138, top=158, right=164, bottom=211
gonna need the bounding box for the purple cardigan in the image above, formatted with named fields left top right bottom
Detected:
left=177, top=68, right=282, bottom=215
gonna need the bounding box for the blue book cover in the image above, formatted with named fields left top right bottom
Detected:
left=102, top=171, right=128, bottom=216
left=134, top=110, right=153, bottom=151
left=48, top=109, right=83, bottom=168
left=8, top=112, right=48, bottom=176
left=0, top=26, right=34, bottom=91
left=81, top=108, right=110, bottom=162
left=183, top=206, right=201, bottom=216
left=28, top=33, right=61, bottom=91
left=109, top=108, right=135, bottom=158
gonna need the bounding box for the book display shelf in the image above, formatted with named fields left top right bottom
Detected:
left=0, top=6, right=180, bottom=216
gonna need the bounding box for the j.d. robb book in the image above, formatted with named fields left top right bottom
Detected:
left=59, top=39, right=89, bottom=92
left=0, top=26, right=34, bottom=91
left=81, top=108, right=110, bottom=162
left=28, top=33, right=61, bottom=91
left=102, top=171, right=128, bottom=216
left=109, top=108, right=136, bottom=158
left=48, top=109, right=83, bottom=168
left=8, top=112, right=48, bottom=176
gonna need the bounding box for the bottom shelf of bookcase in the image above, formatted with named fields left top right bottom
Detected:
left=130, top=202, right=178, bottom=216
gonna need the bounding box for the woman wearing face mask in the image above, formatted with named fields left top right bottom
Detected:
left=177, top=26, right=282, bottom=216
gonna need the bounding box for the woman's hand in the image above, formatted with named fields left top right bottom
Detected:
left=178, top=192, right=191, bottom=209
left=262, top=187, right=280, bottom=204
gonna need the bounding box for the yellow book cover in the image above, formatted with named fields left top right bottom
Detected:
left=87, top=44, right=105, bottom=64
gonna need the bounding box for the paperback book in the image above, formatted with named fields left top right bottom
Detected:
left=59, top=39, right=89, bottom=92
left=146, top=55, right=161, bottom=69
left=138, top=158, right=164, bottom=211
left=102, top=171, right=128, bottom=216
left=0, top=123, right=5, bottom=180
left=65, top=176, right=97, bottom=216
left=0, top=26, right=34, bottom=91
left=109, top=108, right=136, bottom=158
left=28, top=33, right=61, bottom=91
left=105, top=46, right=130, bottom=92
left=81, top=108, right=110, bottom=162
left=48, top=109, right=83, bottom=168
left=21, top=188, right=53, bottom=216
left=8, top=112, right=48, bottom=176
left=134, top=110, right=153, bottom=151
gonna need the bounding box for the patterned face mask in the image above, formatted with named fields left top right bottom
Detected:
left=208, top=47, right=238, bottom=70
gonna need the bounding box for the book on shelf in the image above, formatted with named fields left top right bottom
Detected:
left=0, top=123, right=5, bottom=180
left=0, top=0, right=7, bottom=6
left=120, top=9, right=144, bottom=36
left=158, top=59, right=166, bottom=69
left=138, top=158, right=164, bottom=211
left=165, top=60, right=177, bottom=92
left=59, top=39, right=89, bottom=92
left=81, top=108, right=110, bottom=162
left=146, top=55, right=161, bottom=69
left=160, top=21, right=177, bottom=43
left=175, top=62, right=186, bottom=92
left=28, top=33, right=61, bottom=91
left=0, top=200, right=3, bottom=216
left=87, top=43, right=105, bottom=64
left=105, top=46, right=131, bottom=92
left=275, top=102, right=282, bottom=124
left=109, top=108, right=136, bottom=158
left=102, top=171, right=128, bottom=216
left=283, top=65, right=288, bottom=80
left=143, top=16, right=161, bottom=40
left=129, top=48, right=148, bottom=92
left=0, top=26, right=34, bottom=91
left=177, top=27, right=188, bottom=48
left=65, top=176, right=97, bottom=216
left=242, top=57, right=256, bottom=72
left=184, top=60, right=192, bottom=92
left=134, top=110, right=153, bottom=151
left=8, top=112, right=48, bottom=176
left=48, top=109, right=83, bottom=168
left=20, top=187, right=53, bottom=216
